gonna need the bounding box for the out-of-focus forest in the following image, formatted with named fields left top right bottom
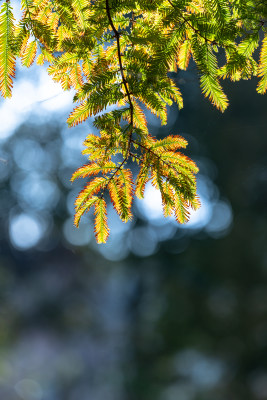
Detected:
left=0, top=54, right=267, bottom=400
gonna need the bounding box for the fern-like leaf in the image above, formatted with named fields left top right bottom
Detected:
left=0, top=1, right=16, bottom=98
left=74, top=195, right=99, bottom=226
left=257, top=34, right=267, bottom=94
left=135, top=161, right=150, bottom=199
left=94, top=198, right=109, bottom=243
left=200, top=74, right=228, bottom=112
left=162, top=182, right=174, bottom=217
left=177, top=39, right=191, bottom=70
left=21, top=40, right=37, bottom=67
left=151, top=135, right=188, bottom=152
left=173, top=191, right=190, bottom=224
left=72, top=0, right=89, bottom=31
left=71, top=161, right=117, bottom=181
left=74, top=177, right=107, bottom=212
left=67, top=100, right=91, bottom=127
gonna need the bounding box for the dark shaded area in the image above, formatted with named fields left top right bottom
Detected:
left=0, top=68, right=267, bottom=400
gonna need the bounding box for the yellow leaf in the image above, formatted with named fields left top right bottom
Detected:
left=21, top=40, right=38, bottom=67
left=74, top=195, right=99, bottom=227
left=67, top=100, right=90, bottom=127
left=200, top=74, right=229, bottom=112
left=173, top=191, right=190, bottom=224
left=94, top=198, right=109, bottom=243
left=71, top=161, right=116, bottom=181
left=75, top=177, right=107, bottom=211
left=135, top=163, right=150, bottom=199
left=177, top=40, right=191, bottom=70
left=257, top=34, right=267, bottom=94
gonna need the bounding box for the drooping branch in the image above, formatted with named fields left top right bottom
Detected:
left=105, top=0, right=133, bottom=136
left=2, top=0, right=266, bottom=242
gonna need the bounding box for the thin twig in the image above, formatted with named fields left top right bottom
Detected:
left=97, top=0, right=135, bottom=198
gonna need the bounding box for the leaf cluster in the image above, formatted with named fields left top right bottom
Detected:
left=0, top=0, right=267, bottom=242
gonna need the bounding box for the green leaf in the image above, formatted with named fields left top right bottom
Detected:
left=0, top=1, right=16, bottom=98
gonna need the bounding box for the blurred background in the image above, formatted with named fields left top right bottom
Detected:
left=0, top=32, right=267, bottom=399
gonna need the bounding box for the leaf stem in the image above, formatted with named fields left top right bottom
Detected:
left=105, top=0, right=133, bottom=137
left=99, top=0, right=135, bottom=199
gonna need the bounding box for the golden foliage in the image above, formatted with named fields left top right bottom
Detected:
left=21, top=40, right=37, bottom=67
left=177, top=40, right=191, bottom=70
left=94, top=198, right=109, bottom=244
left=257, top=34, right=267, bottom=94
left=1, top=0, right=266, bottom=242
